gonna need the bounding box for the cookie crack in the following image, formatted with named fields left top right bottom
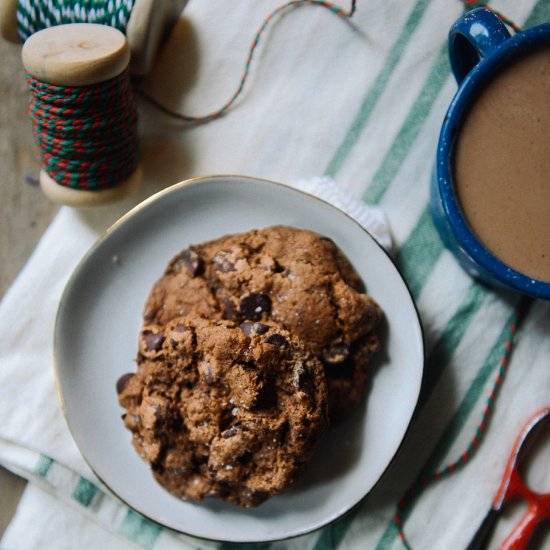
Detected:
left=326, top=279, right=345, bottom=345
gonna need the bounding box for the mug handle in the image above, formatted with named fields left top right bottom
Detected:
left=448, top=7, right=512, bottom=84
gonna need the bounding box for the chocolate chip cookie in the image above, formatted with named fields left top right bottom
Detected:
left=143, top=226, right=382, bottom=420
left=117, top=316, right=328, bottom=507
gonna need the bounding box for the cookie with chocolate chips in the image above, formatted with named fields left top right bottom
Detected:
left=117, top=316, right=328, bottom=507
left=143, top=226, right=382, bottom=420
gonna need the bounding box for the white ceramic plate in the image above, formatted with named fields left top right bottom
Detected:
left=55, top=175, right=424, bottom=543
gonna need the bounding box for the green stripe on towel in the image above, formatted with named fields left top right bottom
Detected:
left=420, top=283, right=487, bottom=401
left=118, top=509, right=161, bottom=549
left=393, top=207, right=444, bottom=300
left=34, top=454, right=54, bottom=477
left=324, top=0, right=435, bottom=178
left=72, top=476, right=99, bottom=507
left=525, top=0, right=550, bottom=26
left=363, top=44, right=450, bottom=205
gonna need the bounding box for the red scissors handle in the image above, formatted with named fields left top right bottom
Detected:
left=494, top=407, right=550, bottom=550
left=499, top=469, right=550, bottom=549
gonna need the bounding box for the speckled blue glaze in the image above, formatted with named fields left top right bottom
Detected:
left=431, top=7, right=550, bottom=300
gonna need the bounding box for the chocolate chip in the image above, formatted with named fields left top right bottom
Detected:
left=141, top=403, right=164, bottom=430
left=176, top=248, right=204, bottom=277
left=222, top=425, right=239, bottom=438
left=151, top=461, right=164, bottom=473
left=116, top=372, right=134, bottom=394
left=278, top=420, right=290, bottom=444
left=294, top=364, right=314, bottom=394
left=237, top=450, right=252, bottom=464
left=323, top=343, right=350, bottom=364
left=220, top=296, right=239, bottom=320
left=239, top=321, right=269, bottom=336
left=155, top=406, right=165, bottom=426
left=238, top=361, right=258, bottom=370
left=142, top=330, right=164, bottom=351
left=240, top=292, right=271, bottom=321
left=142, top=306, right=158, bottom=323
left=265, top=333, right=288, bottom=348
left=272, top=259, right=285, bottom=273
left=324, top=360, right=354, bottom=378
left=254, top=377, right=277, bottom=409
left=167, top=325, right=189, bottom=349
left=213, top=251, right=235, bottom=273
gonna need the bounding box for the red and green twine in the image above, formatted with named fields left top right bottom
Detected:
left=27, top=70, right=139, bottom=191
left=394, top=295, right=532, bottom=549
left=391, top=6, right=526, bottom=547
left=463, top=0, right=521, bottom=32
left=137, top=0, right=357, bottom=125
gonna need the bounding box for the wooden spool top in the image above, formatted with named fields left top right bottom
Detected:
left=1, top=0, right=187, bottom=75
left=22, top=23, right=129, bottom=86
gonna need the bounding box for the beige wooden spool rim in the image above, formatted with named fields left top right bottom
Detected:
left=40, top=167, right=142, bottom=207
left=0, top=0, right=18, bottom=43
left=22, top=23, right=130, bottom=86
left=0, top=0, right=187, bottom=75
left=127, top=0, right=188, bottom=76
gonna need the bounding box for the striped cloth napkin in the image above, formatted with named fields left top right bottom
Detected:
left=2, top=1, right=550, bottom=549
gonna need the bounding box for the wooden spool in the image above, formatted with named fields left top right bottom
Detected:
left=22, top=23, right=142, bottom=207
left=0, top=0, right=187, bottom=75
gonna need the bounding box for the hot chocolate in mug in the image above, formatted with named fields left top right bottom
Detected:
left=431, top=7, right=550, bottom=300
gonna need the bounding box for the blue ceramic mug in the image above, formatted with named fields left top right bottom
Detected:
left=430, top=7, right=550, bottom=300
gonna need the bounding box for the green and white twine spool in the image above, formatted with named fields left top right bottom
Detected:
left=16, top=0, right=136, bottom=42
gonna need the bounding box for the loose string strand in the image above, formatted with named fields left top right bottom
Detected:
left=390, top=6, right=524, bottom=546
left=463, top=0, right=520, bottom=32
left=136, top=0, right=357, bottom=126
left=393, top=295, right=532, bottom=549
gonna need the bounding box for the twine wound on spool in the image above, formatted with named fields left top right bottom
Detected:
left=22, top=23, right=141, bottom=207
left=26, top=71, right=138, bottom=191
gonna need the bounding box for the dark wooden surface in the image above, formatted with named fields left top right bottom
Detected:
left=0, top=36, right=59, bottom=537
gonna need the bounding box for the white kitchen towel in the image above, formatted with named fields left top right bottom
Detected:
left=294, top=175, right=392, bottom=252
left=2, top=1, right=550, bottom=549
